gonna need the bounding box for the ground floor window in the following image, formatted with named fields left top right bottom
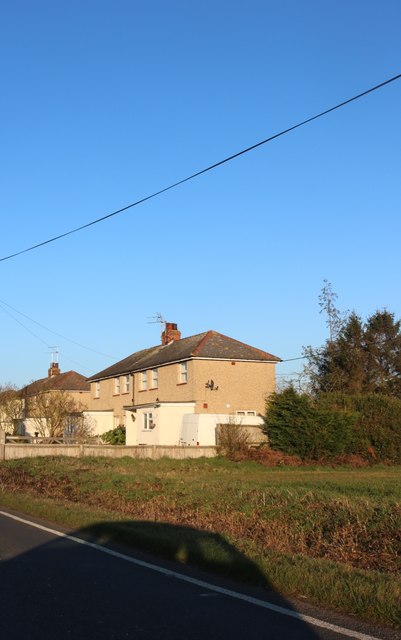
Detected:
left=143, top=412, right=154, bottom=430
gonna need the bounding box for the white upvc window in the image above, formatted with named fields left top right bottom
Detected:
left=114, top=377, right=120, bottom=395
left=143, top=412, right=154, bottom=430
left=140, top=371, right=147, bottom=391
left=124, top=375, right=130, bottom=394
left=151, top=369, right=158, bottom=389
left=236, top=410, right=257, bottom=416
left=179, top=362, right=188, bottom=384
left=94, top=382, right=100, bottom=398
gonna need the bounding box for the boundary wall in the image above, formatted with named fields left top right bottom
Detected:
left=0, top=441, right=217, bottom=461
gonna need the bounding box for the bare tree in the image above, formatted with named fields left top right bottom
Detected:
left=28, top=390, right=93, bottom=440
left=0, top=384, right=24, bottom=434
left=319, top=279, right=343, bottom=342
left=216, top=415, right=251, bottom=457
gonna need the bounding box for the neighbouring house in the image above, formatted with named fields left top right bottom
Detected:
left=87, top=323, right=281, bottom=446
left=0, top=386, right=23, bottom=435
left=15, top=362, right=104, bottom=438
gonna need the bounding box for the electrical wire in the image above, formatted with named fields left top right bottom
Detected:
left=279, top=328, right=401, bottom=364
left=1, top=72, right=400, bottom=263
left=0, top=297, right=115, bottom=359
left=57, top=351, right=95, bottom=374
left=0, top=302, right=50, bottom=348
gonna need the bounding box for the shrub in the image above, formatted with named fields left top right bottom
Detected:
left=319, top=393, right=401, bottom=463
left=263, top=387, right=354, bottom=461
left=216, top=421, right=250, bottom=459
left=101, top=425, right=126, bottom=445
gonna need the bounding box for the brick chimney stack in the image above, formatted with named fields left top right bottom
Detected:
left=162, top=323, right=181, bottom=345
left=48, top=362, right=60, bottom=377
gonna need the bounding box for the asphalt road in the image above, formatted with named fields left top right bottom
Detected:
left=0, top=508, right=398, bottom=640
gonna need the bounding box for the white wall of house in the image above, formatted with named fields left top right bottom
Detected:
left=180, top=414, right=265, bottom=446
left=14, top=412, right=113, bottom=439
left=125, top=402, right=196, bottom=446
left=125, top=405, right=265, bottom=447
left=0, top=419, right=14, bottom=434
left=84, top=411, right=114, bottom=436
left=20, top=418, right=46, bottom=437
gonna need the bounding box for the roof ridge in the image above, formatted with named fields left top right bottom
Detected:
left=191, top=330, right=214, bottom=356
left=190, top=330, right=281, bottom=361
left=87, top=329, right=280, bottom=381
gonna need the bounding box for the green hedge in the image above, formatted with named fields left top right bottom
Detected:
left=263, top=387, right=354, bottom=461
left=264, top=388, right=401, bottom=463
left=319, top=393, right=401, bottom=463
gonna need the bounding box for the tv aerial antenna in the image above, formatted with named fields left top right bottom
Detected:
left=48, top=346, right=59, bottom=364
left=147, top=312, right=166, bottom=327
left=147, top=313, right=166, bottom=340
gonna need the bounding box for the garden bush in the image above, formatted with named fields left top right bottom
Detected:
left=319, top=393, right=401, bottom=463
left=101, top=425, right=126, bottom=445
left=263, top=387, right=354, bottom=461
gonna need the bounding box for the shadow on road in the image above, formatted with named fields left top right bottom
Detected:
left=0, top=514, right=323, bottom=639
left=81, top=519, right=270, bottom=586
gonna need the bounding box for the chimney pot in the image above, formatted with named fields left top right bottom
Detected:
left=48, top=362, right=60, bottom=377
left=162, top=323, right=181, bottom=345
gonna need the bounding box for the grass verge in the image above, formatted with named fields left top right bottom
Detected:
left=0, top=456, right=400, bottom=628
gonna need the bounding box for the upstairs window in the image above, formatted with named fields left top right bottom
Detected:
left=124, top=375, right=130, bottom=394
left=140, top=371, right=147, bottom=391
left=179, top=362, right=188, bottom=384
left=114, top=377, right=120, bottom=395
left=94, top=382, right=100, bottom=399
left=151, top=369, right=158, bottom=389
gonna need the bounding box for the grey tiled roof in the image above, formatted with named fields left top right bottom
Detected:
left=20, top=371, right=90, bottom=397
left=87, top=331, right=281, bottom=381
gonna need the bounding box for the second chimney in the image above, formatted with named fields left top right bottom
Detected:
left=162, top=322, right=181, bottom=345
left=48, top=362, right=60, bottom=377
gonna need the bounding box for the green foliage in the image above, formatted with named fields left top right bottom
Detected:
left=305, top=307, right=401, bottom=398
left=265, top=388, right=401, bottom=463
left=101, top=425, right=126, bottom=445
left=320, top=393, right=401, bottom=463
left=263, top=387, right=354, bottom=461
left=364, top=311, right=401, bottom=397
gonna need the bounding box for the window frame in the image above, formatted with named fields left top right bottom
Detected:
left=123, top=374, right=130, bottom=394
left=151, top=368, right=158, bottom=389
left=236, top=410, right=257, bottom=416
left=179, top=361, right=188, bottom=384
left=140, top=371, right=148, bottom=391
left=143, top=412, right=154, bottom=430
left=114, top=377, right=121, bottom=395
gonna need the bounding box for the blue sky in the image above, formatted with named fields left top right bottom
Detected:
left=1, top=0, right=400, bottom=387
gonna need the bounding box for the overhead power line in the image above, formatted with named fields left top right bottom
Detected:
left=0, top=301, right=50, bottom=348
left=1, top=72, right=400, bottom=264
left=279, top=328, right=401, bottom=365
left=0, top=297, right=115, bottom=359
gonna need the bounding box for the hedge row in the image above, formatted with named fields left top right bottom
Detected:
left=263, top=388, right=401, bottom=463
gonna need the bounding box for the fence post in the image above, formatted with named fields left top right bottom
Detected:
left=0, top=430, right=6, bottom=461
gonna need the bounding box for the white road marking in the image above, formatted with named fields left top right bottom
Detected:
left=0, top=510, right=383, bottom=640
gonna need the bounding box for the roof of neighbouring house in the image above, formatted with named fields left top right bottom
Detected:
left=19, top=371, right=90, bottom=397
left=87, top=330, right=281, bottom=381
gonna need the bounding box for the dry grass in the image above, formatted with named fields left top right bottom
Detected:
left=0, top=456, right=400, bottom=626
